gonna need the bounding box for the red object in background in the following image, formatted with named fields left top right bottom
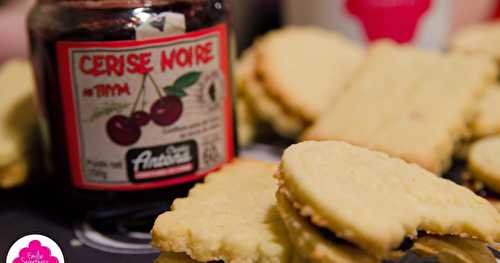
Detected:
left=346, top=0, right=432, bottom=43
left=492, top=0, right=500, bottom=18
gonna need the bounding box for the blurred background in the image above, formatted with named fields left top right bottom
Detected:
left=2, top=0, right=500, bottom=262
left=2, top=0, right=500, bottom=64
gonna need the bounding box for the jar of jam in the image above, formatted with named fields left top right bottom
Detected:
left=28, top=0, right=236, bottom=209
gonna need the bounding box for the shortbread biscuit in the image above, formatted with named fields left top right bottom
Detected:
left=276, top=191, right=376, bottom=263
left=152, top=159, right=293, bottom=263
left=0, top=60, right=37, bottom=167
left=471, top=87, right=500, bottom=138
left=490, top=199, right=500, bottom=212
left=0, top=158, right=28, bottom=189
left=451, top=21, right=500, bottom=62
left=0, top=60, right=37, bottom=188
left=469, top=136, right=500, bottom=193
left=304, top=42, right=497, bottom=174
left=238, top=49, right=306, bottom=137
left=278, top=141, right=500, bottom=257
left=235, top=51, right=256, bottom=146
left=236, top=97, right=255, bottom=147
left=279, top=186, right=497, bottom=263
left=256, top=27, right=364, bottom=121
left=235, top=49, right=257, bottom=91
left=413, top=236, right=497, bottom=263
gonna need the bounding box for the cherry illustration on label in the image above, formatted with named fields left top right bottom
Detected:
left=106, top=115, right=142, bottom=146
left=105, top=72, right=201, bottom=146
left=150, top=95, right=183, bottom=126
left=131, top=110, right=151, bottom=127
left=345, top=0, right=432, bottom=43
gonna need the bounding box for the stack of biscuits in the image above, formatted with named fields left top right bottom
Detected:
left=450, top=21, right=500, bottom=210
left=151, top=24, right=500, bottom=263
left=0, top=60, right=38, bottom=188
left=235, top=27, right=364, bottom=140
left=235, top=24, right=500, bottom=210
left=152, top=159, right=295, bottom=263
left=275, top=141, right=500, bottom=263
left=152, top=142, right=500, bottom=263
left=302, top=41, right=496, bottom=174
left=450, top=21, right=500, bottom=140
left=468, top=136, right=500, bottom=211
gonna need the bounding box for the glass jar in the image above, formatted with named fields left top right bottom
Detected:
left=28, top=0, right=236, bottom=210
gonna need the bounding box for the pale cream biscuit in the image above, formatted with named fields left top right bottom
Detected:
left=235, top=48, right=256, bottom=93
left=490, top=199, right=500, bottom=212
left=471, top=88, right=500, bottom=138
left=238, top=49, right=306, bottom=138
left=0, top=158, right=28, bottom=189
left=0, top=60, right=37, bottom=188
left=152, top=159, right=293, bottom=263
left=235, top=50, right=256, bottom=146
left=279, top=186, right=497, bottom=263
left=469, top=136, right=500, bottom=193
left=451, top=21, right=500, bottom=62
left=278, top=141, right=500, bottom=257
left=255, top=27, right=364, bottom=122
left=236, top=98, right=255, bottom=147
left=276, top=191, right=377, bottom=263
left=460, top=171, right=500, bottom=213
left=413, top=236, right=497, bottom=263
left=304, top=41, right=497, bottom=174
left=0, top=60, right=37, bottom=167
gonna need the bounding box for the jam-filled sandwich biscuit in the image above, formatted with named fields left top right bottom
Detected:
left=277, top=192, right=497, bottom=263
left=255, top=27, right=364, bottom=123
left=0, top=60, right=38, bottom=188
left=469, top=136, right=500, bottom=209
left=235, top=98, right=256, bottom=147
left=237, top=27, right=364, bottom=139
left=237, top=47, right=307, bottom=138
left=451, top=21, right=500, bottom=62
left=276, top=141, right=500, bottom=262
left=152, top=159, right=294, bottom=263
left=276, top=191, right=377, bottom=263
left=234, top=49, right=257, bottom=146
left=412, top=236, right=498, bottom=263
left=469, top=136, right=500, bottom=193
left=303, top=41, right=497, bottom=174
left=471, top=88, right=500, bottom=138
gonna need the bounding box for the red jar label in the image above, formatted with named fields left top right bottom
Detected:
left=57, top=24, right=234, bottom=191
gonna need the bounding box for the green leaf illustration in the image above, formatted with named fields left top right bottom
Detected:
left=163, top=85, right=173, bottom=94
left=174, top=71, right=201, bottom=90
left=162, top=72, right=201, bottom=98
left=168, top=87, right=188, bottom=97
left=88, top=102, right=130, bottom=122
left=163, top=85, right=188, bottom=97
